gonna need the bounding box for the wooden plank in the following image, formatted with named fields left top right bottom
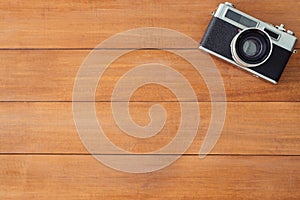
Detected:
left=0, top=0, right=299, bottom=48
left=0, top=102, right=299, bottom=154
left=0, top=155, right=299, bottom=199
left=0, top=50, right=299, bottom=101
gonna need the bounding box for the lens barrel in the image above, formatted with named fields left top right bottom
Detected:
left=231, top=28, right=273, bottom=67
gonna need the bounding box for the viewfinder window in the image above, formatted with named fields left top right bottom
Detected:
left=225, top=9, right=257, bottom=27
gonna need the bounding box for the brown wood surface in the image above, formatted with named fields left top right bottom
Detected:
left=0, top=155, right=299, bottom=199
left=0, top=102, right=299, bottom=155
left=0, top=0, right=299, bottom=199
left=0, top=0, right=299, bottom=48
left=0, top=50, right=299, bottom=101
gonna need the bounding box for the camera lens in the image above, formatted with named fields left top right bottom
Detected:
left=231, top=28, right=273, bottom=67
left=242, top=39, right=261, bottom=57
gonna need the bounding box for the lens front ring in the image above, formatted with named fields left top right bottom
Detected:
left=231, top=28, right=273, bottom=68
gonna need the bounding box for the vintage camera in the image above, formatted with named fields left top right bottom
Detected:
left=199, top=2, right=297, bottom=84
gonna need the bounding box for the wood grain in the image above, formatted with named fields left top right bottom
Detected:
left=0, top=0, right=299, bottom=48
left=0, top=50, right=299, bottom=102
left=0, top=155, right=299, bottom=199
left=0, top=0, right=299, bottom=199
left=0, top=102, right=299, bottom=155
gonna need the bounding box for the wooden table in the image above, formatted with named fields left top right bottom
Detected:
left=0, top=0, right=299, bottom=199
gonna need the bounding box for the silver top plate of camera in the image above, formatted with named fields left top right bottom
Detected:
left=214, top=2, right=297, bottom=52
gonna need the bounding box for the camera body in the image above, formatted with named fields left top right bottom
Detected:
left=199, top=2, right=297, bottom=84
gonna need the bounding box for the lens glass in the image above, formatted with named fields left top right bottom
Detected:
left=242, top=39, right=260, bottom=57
